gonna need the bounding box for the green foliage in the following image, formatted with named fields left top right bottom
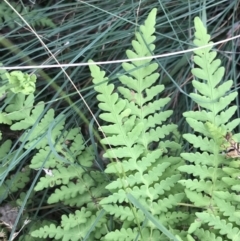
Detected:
left=0, top=1, right=55, bottom=29
left=1, top=5, right=239, bottom=241
left=6, top=71, right=36, bottom=95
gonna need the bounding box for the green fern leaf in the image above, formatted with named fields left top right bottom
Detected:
left=214, top=196, right=240, bottom=225
left=103, top=144, right=144, bottom=160
left=5, top=166, right=31, bottom=192
left=34, top=165, right=84, bottom=191
left=185, top=118, right=210, bottom=137
left=19, top=108, right=55, bottom=145
left=100, top=189, right=127, bottom=205
left=196, top=212, right=240, bottom=240
left=191, top=92, right=237, bottom=115
left=102, top=174, right=181, bottom=206
left=31, top=223, right=75, bottom=240
left=225, top=118, right=240, bottom=132
left=104, top=228, right=139, bottom=241
left=18, top=220, right=53, bottom=241
left=179, top=165, right=225, bottom=179
left=204, top=122, right=227, bottom=145
left=0, top=112, right=12, bottom=125
left=182, top=152, right=226, bottom=167
left=105, top=228, right=167, bottom=241
left=221, top=177, right=240, bottom=187
left=159, top=211, right=189, bottom=226
left=61, top=208, right=92, bottom=230
left=101, top=121, right=144, bottom=146
left=185, top=189, right=211, bottom=207
left=214, top=191, right=240, bottom=203
left=184, top=106, right=238, bottom=126
left=47, top=180, right=91, bottom=204
left=5, top=93, right=34, bottom=120
left=63, top=181, right=107, bottom=208
left=30, top=146, right=65, bottom=169
left=181, top=16, right=239, bottom=145
left=182, top=134, right=215, bottom=152
left=0, top=140, right=12, bottom=160
left=153, top=193, right=185, bottom=213
left=10, top=101, right=44, bottom=130
left=194, top=229, right=223, bottom=241
left=143, top=124, right=177, bottom=145
left=6, top=71, right=36, bottom=95
left=103, top=204, right=143, bottom=222
left=27, top=12, right=56, bottom=28
left=32, top=212, right=106, bottom=240
left=106, top=162, right=170, bottom=189
left=179, top=179, right=213, bottom=194
left=105, top=149, right=162, bottom=173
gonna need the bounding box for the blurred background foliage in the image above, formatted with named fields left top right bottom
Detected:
left=1, top=0, right=240, bottom=239
left=2, top=0, right=240, bottom=133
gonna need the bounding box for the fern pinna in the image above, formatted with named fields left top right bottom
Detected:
left=179, top=17, right=240, bottom=241
left=89, top=8, right=186, bottom=241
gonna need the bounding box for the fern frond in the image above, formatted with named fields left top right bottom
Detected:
left=89, top=8, right=185, bottom=239
left=179, top=18, right=240, bottom=241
